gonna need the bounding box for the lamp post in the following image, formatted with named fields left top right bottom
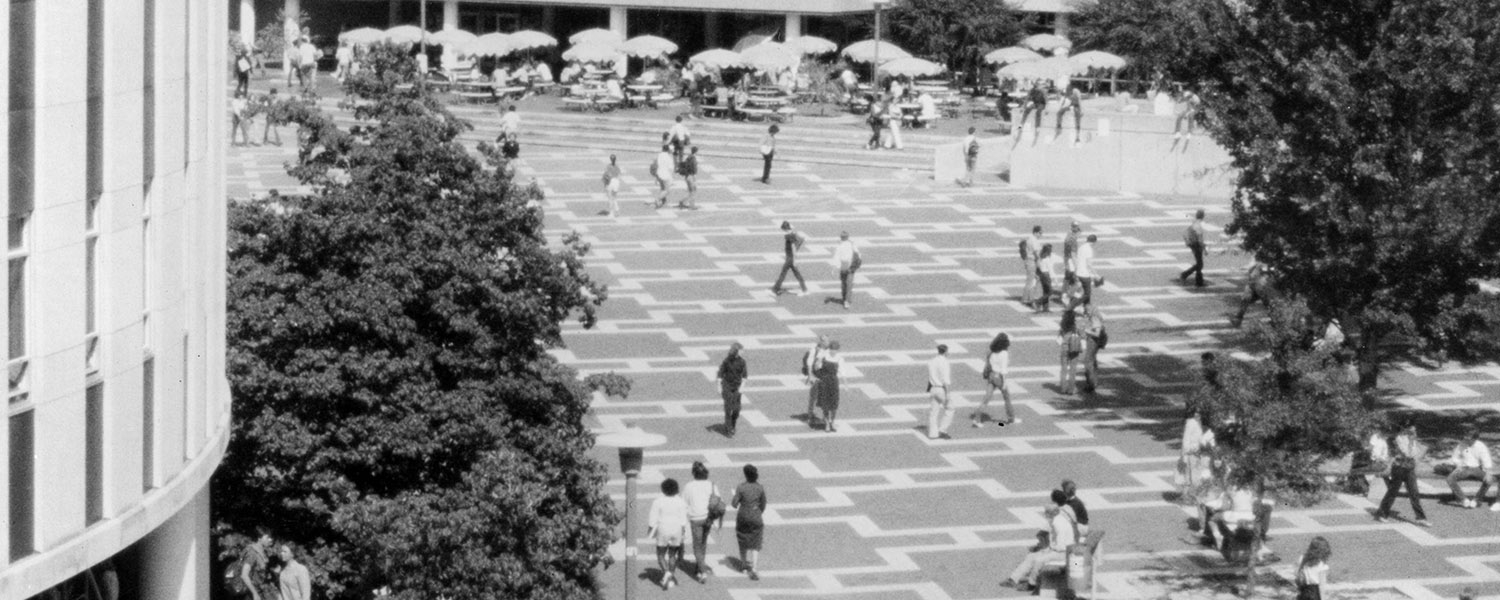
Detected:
left=596, top=428, right=668, bottom=600
left=873, top=0, right=891, bottom=92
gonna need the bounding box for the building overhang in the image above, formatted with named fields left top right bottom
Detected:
left=432, top=0, right=884, bottom=15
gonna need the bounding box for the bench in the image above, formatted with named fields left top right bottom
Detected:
left=455, top=92, right=496, bottom=104
left=701, top=105, right=729, bottom=119
left=1320, top=453, right=1494, bottom=501
left=1040, top=529, right=1105, bottom=600
left=740, top=107, right=776, bottom=122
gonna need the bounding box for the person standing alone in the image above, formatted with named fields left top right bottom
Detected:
left=926, top=344, right=954, bottom=439
left=678, top=146, right=701, bottom=210
left=1181, top=209, right=1208, bottom=287
left=1376, top=422, right=1431, bottom=526
left=277, top=545, right=312, bottom=600
left=759, top=125, right=779, bottom=184
left=731, top=465, right=769, bottom=581
left=831, top=232, right=861, bottom=309
left=959, top=126, right=980, bottom=187
left=652, top=144, right=675, bottom=209
left=771, top=221, right=808, bottom=296
left=1022, top=225, right=1042, bottom=309
left=717, top=342, right=748, bottom=437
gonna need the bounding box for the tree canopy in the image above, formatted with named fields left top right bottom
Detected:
left=1068, top=0, right=1216, bottom=80
left=884, top=0, right=1027, bottom=78
left=1189, top=0, right=1500, bottom=396
left=213, top=46, right=617, bottom=600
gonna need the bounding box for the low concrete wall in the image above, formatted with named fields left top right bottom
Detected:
left=1009, top=101, right=1238, bottom=198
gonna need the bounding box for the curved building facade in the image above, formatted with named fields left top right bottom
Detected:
left=2, top=0, right=230, bottom=599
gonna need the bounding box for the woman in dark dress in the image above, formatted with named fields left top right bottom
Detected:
left=814, top=340, right=843, bottom=432
left=732, top=464, right=768, bottom=581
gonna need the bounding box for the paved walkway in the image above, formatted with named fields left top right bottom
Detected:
left=223, top=90, right=1500, bottom=600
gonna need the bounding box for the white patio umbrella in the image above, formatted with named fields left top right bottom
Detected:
left=338, top=27, right=386, bottom=45
left=878, top=57, right=946, bottom=77
left=984, top=46, right=1043, bottom=65
left=569, top=28, right=623, bottom=46
left=841, top=40, right=911, bottom=63
left=1069, top=50, right=1127, bottom=71
left=620, top=35, right=678, bottom=58
left=506, top=30, right=559, bottom=51
left=428, top=29, right=477, bottom=47
left=466, top=33, right=511, bottom=57
left=739, top=42, right=800, bottom=70
left=562, top=42, right=621, bottom=64
left=384, top=25, right=429, bottom=45
left=687, top=48, right=744, bottom=69
left=1020, top=33, right=1073, bottom=52
left=997, top=56, right=1074, bottom=81
left=787, top=36, right=838, bottom=56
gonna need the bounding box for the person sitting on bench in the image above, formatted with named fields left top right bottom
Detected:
left=1003, top=490, right=1078, bottom=592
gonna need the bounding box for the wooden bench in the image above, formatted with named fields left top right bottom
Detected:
left=701, top=105, right=729, bottom=119
left=1040, top=529, right=1105, bottom=600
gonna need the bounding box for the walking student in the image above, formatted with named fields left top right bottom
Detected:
left=759, top=125, right=779, bottom=184
left=1074, top=234, right=1099, bottom=307
left=683, top=461, right=721, bottom=583
left=732, top=464, right=768, bottom=581
left=717, top=342, right=748, bottom=437
left=1021, top=225, right=1042, bottom=309
left=1058, top=309, right=1084, bottom=395
left=814, top=341, right=844, bottom=432
left=601, top=154, right=623, bottom=217
left=1081, top=303, right=1107, bottom=393
left=669, top=116, right=691, bottom=166
left=678, top=146, right=701, bottom=210
left=235, top=50, right=253, bottom=96
left=1376, top=422, right=1431, bottom=526
left=865, top=96, right=885, bottom=150
left=926, top=344, right=955, bottom=439
left=1035, top=243, right=1057, bottom=313
left=959, top=126, right=980, bottom=187
left=1181, top=209, right=1208, bottom=287
left=237, top=527, right=275, bottom=600
left=831, top=232, right=861, bottom=309
left=648, top=478, right=691, bottom=589
left=972, top=332, right=1017, bottom=427
left=802, top=335, right=829, bottom=427
left=651, top=144, right=675, bottom=208
left=259, top=88, right=283, bottom=145
left=771, top=221, right=808, bottom=296
left=1294, top=537, right=1332, bottom=600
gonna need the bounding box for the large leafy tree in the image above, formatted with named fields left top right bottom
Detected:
left=213, top=46, right=617, bottom=600
left=884, top=0, right=1027, bottom=78
left=1068, top=0, right=1216, bottom=80
left=1190, top=0, right=1500, bottom=399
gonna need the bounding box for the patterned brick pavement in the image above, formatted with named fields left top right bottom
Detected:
left=224, top=103, right=1500, bottom=600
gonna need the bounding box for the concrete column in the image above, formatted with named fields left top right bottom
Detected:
left=785, top=12, right=802, bottom=40
left=609, top=7, right=628, bottom=37
left=705, top=13, right=719, bottom=48
left=443, top=0, right=459, bottom=30
left=388, top=0, right=401, bottom=27
left=1054, top=13, right=1070, bottom=37
left=284, top=0, right=301, bottom=81
left=138, top=488, right=210, bottom=600
left=239, top=0, right=256, bottom=46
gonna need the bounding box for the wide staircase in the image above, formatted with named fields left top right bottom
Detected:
left=321, top=98, right=947, bottom=173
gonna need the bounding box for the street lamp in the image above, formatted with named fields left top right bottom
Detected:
left=595, top=427, right=668, bottom=600
left=872, top=0, right=891, bottom=92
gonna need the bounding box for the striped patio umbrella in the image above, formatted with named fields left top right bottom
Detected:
left=562, top=42, right=622, bottom=64
left=568, top=28, right=623, bottom=47
left=984, top=46, right=1043, bottom=65
left=620, top=35, right=679, bottom=59
left=687, top=48, right=744, bottom=69
left=841, top=40, right=911, bottom=64
left=506, top=30, right=559, bottom=51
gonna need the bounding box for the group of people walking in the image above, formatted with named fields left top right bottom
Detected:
left=1018, top=221, right=1110, bottom=395
left=647, top=462, right=769, bottom=589
left=597, top=120, right=780, bottom=217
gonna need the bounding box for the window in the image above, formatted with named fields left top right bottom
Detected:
left=85, top=383, right=104, bottom=524
left=9, top=409, right=34, bottom=561
left=9, top=0, right=35, bottom=409
left=86, top=0, right=104, bottom=213
left=142, top=356, right=155, bottom=491
left=180, top=333, right=189, bottom=459
left=142, top=0, right=156, bottom=183
left=86, top=237, right=99, bottom=373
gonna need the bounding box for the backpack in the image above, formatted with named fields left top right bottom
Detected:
left=1065, top=332, right=1084, bottom=356
left=1094, top=327, right=1109, bottom=350
left=648, top=159, right=659, bottom=178
left=800, top=349, right=812, bottom=376
left=850, top=249, right=863, bottom=272
left=981, top=354, right=993, bottom=380
left=793, top=231, right=806, bottom=251
left=223, top=560, right=247, bottom=596
left=1019, top=239, right=1029, bottom=260
left=706, top=490, right=727, bottom=527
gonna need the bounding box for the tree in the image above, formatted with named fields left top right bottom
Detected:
left=1191, top=297, right=1375, bottom=596
left=884, top=0, right=1027, bottom=80
left=212, top=46, right=618, bottom=600
left=1068, top=0, right=1216, bottom=82
left=1189, top=0, right=1500, bottom=400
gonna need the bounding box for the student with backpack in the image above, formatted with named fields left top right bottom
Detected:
left=1058, top=309, right=1084, bottom=395
left=227, top=527, right=275, bottom=600
left=801, top=335, right=829, bottom=428
left=1081, top=304, right=1107, bottom=393
left=683, top=461, right=725, bottom=584
left=771, top=221, right=809, bottom=296
left=651, top=145, right=674, bottom=208
left=972, top=332, right=1017, bottom=427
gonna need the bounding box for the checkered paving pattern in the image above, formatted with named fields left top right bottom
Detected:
left=224, top=109, right=1500, bottom=600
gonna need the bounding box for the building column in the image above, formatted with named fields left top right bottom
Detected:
left=239, top=0, right=256, bottom=46
left=785, top=12, right=802, bottom=40
left=541, top=6, right=556, bottom=34
left=1054, top=12, right=1070, bottom=37
left=442, top=0, right=459, bottom=30
left=138, top=488, right=211, bottom=600
left=705, top=12, right=719, bottom=48
left=284, top=0, right=302, bottom=80
left=388, top=0, right=401, bottom=27
left=609, top=7, right=628, bottom=37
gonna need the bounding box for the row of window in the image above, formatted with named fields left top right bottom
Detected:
left=7, top=0, right=197, bottom=564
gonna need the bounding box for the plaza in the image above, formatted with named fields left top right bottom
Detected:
left=226, top=95, right=1500, bottom=600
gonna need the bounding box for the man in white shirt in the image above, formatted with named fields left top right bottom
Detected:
left=831, top=231, right=859, bottom=309
left=918, top=92, right=938, bottom=127
left=1074, top=234, right=1098, bottom=307
left=1006, top=490, right=1078, bottom=592
left=1446, top=431, right=1496, bottom=509
left=652, top=144, right=675, bottom=208
left=840, top=68, right=859, bottom=98
left=926, top=344, right=954, bottom=439
left=534, top=60, right=554, bottom=83
left=298, top=40, right=319, bottom=92
left=499, top=105, right=521, bottom=137
left=668, top=116, right=691, bottom=166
